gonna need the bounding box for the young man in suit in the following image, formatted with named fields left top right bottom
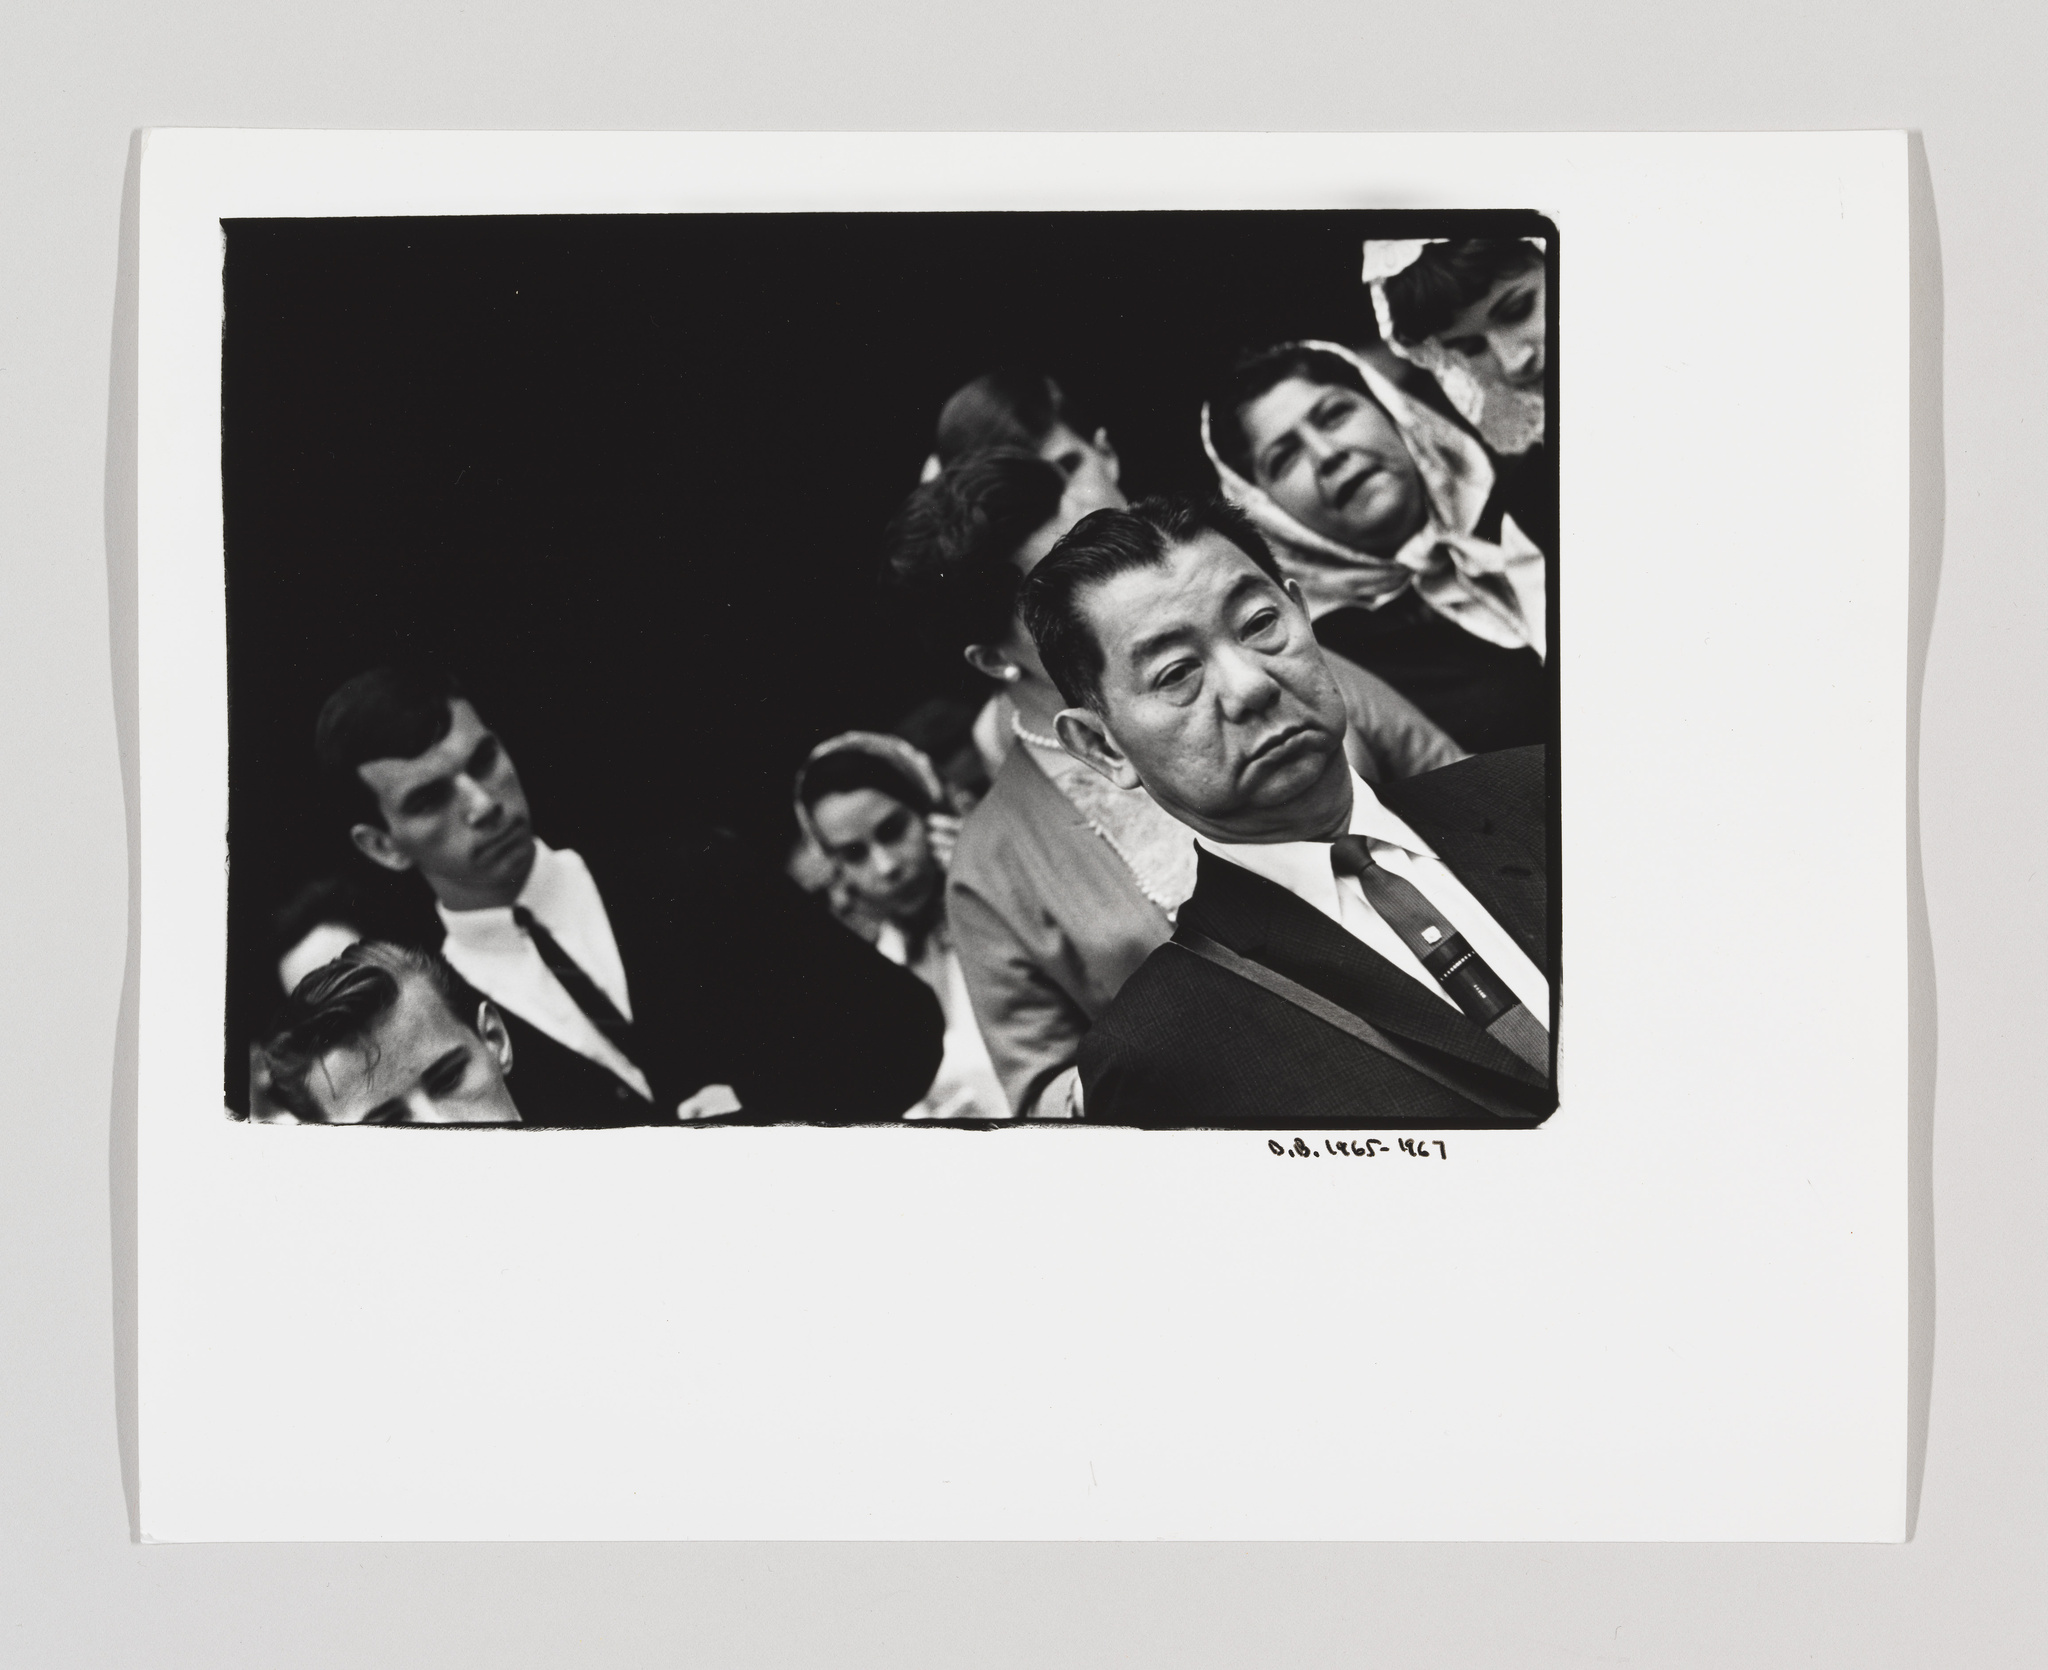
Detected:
left=1018, top=497, right=1554, bottom=1129
left=315, top=667, right=944, bottom=1127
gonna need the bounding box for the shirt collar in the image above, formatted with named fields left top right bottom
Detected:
left=437, top=837, right=563, bottom=950
left=1193, top=770, right=1436, bottom=908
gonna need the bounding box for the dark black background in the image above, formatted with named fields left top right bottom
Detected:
left=222, top=207, right=1547, bottom=1065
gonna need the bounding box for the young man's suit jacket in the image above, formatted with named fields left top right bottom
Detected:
left=1078, top=747, right=1555, bottom=1129
left=474, top=827, right=945, bottom=1128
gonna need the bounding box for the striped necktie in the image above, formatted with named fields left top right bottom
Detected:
left=1329, top=834, right=1549, bottom=1075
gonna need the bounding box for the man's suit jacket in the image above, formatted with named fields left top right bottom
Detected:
left=1078, top=747, right=1555, bottom=1129
left=471, top=827, right=945, bottom=1129
left=949, top=665, right=1467, bottom=1118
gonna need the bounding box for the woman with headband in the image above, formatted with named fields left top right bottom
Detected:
left=795, top=731, right=1010, bottom=1122
left=1202, top=338, right=1547, bottom=753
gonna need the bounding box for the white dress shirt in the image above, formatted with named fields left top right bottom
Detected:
left=438, top=839, right=654, bottom=1101
left=1195, top=770, right=1549, bottom=1024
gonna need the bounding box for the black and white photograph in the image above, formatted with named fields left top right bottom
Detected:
left=225, top=209, right=1559, bottom=1131
left=127, top=129, right=1910, bottom=1547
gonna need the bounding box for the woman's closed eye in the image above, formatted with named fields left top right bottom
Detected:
left=1490, top=284, right=1538, bottom=326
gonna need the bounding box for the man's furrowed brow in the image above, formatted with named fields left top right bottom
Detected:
left=1123, top=570, right=1274, bottom=661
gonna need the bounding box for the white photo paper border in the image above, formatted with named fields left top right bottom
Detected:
left=137, top=131, right=1908, bottom=1541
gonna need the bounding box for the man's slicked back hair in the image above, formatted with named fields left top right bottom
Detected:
left=314, top=666, right=464, bottom=828
left=880, top=447, right=1067, bottom=658
left=1018, top=495, right=1284, bottom=710
left=261, top=940, right=468, bottom=1122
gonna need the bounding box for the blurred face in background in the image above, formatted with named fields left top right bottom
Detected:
left=973, top=447, right=1129, bottom=692
left=808, top=788, right=941, bottom=927
left=1035, top=421, right=1126, bottom=523
left=1432, top=257, right=1546, bottom=390
left=1237, top=377, right=1425, bottom=555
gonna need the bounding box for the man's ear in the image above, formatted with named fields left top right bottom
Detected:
left=1054, top=706, right=1142, bottom=790
left=1092, top=427, right=1122, bottom=487
left=962, top=643, right=1020, bottom=684
left=349, top=821, right=414, bottom=874
left=475, top=1001, right=513, bottom=1077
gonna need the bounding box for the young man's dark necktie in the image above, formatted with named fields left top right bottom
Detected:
left=512, top=905, right=638, bottom=1057
left=1328, top=834, right=1550, bottom=1075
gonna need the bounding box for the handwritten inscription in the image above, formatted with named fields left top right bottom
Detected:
left=1267, top=1136, right=1448, bottom=1160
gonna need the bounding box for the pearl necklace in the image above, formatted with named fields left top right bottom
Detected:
left=1009, top=711, right=1064, bottom=752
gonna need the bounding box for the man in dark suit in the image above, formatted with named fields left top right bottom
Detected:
left=314, top=667, right=944, bottom=1127
left=1018, top=497, right=1553, bottom=1129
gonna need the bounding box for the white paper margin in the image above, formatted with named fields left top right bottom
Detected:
left=136, top=130, right=1909, bottom=1541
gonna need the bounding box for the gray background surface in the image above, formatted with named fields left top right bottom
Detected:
left=2, top=1, right=2037, bottom=1663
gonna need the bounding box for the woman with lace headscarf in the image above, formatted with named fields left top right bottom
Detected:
left=1202, top=338, right=1547, bottom=754
left=1367, top=236, right=1554, bottom=559
left=794, top=731, right=1010, bottom=1122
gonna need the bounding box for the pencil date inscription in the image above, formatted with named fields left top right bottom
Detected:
left=1267, top=1136, right=1447, bottom=1160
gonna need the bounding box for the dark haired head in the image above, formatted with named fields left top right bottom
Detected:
left=795, top=746, right=935, bottom=821
left=315, top=666, right=464, bottom=829
left=1018, top=496, right=1283, bottom=710
left=1206, top=344, right=1378, bottom=483
left=266, top=874, right=365, bottom=965
left=1379, top=238, right=1544, bottom=347
left=880, top=447, right=1067, bottom=658
left=934, top=369, right=1097, bottom=467
left=262, top=941, right=464, bottom=1122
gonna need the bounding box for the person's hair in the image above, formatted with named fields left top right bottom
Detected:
left=261, top=940, right=471, bottom=1122
left=933, top=368, right=1098, bottom=467
left=315, top=666, right=465, bottom=829
left=265, top=874, right=364, bottom=967
left=1207, top=344, right=1379, bottom=482
left=1018, top=496, right=1284, bottom=710
left=1379, top=238, right=1544, bottom=347
left=880, top=447, right=1067, bottom=657
left=796, top=747, right=935, bottom=822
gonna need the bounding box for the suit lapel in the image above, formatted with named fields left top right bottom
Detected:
left=1380, top=750, right=1550, bottom=976
left=1181, top=850, right=1547, bottom=1089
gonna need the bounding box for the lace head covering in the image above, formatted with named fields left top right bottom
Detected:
left=792, top=731, right=953, bottom=851
left=1200, top=339, right=1544, bottom=657
left=1364, top=238, right=1548, bottom=457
